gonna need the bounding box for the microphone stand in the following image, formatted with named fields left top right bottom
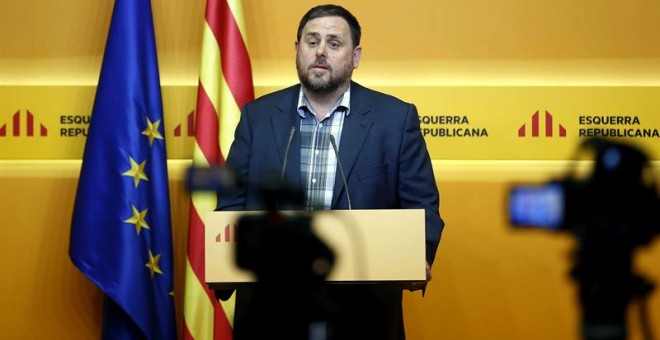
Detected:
left=329, top=134, right=352, bottom=210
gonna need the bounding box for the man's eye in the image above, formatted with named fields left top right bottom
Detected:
left=308, top=41, right=318, bottom=47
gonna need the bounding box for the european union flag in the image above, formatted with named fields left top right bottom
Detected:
left=69, top=0, right=176, bottom=339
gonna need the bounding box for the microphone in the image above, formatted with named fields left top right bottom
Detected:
left=280, top=126, right=296, bottom=182
left=329, top=134, right=352, bottom=210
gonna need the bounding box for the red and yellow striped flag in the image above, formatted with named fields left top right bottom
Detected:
left=183, top=0, right=254, bottom=339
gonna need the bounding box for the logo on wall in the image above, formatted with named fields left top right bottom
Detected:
left=0, top=110, right=48, bottom=137
left=518, top=110, right=566, bottom=138
left=173, top=110, right=195, bottom=137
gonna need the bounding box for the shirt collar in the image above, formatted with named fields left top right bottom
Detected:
left=296, top=85, right=351, bottom=118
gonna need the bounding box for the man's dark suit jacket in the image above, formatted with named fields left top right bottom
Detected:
left=218, top=81, right=444, bottom=340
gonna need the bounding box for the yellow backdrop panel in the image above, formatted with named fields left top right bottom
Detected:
left=1, top=85, right=658, bottom=160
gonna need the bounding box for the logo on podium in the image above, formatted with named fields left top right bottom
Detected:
left=216, top=223, right=236, bottom=243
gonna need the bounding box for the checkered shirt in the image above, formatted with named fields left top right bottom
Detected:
left=296, top=87, right=351, bottom=210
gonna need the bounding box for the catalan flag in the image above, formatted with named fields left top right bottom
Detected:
left=183, top=0, right=254, bottom=339
left=69, top=0, right=176, bottom=339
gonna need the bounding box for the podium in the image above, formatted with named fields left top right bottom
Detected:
left=205, top=209, right=426, bottom=289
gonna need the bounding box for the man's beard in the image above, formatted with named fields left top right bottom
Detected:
left=297, top=58, right=353, bottom=95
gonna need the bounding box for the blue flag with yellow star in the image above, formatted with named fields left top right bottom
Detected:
left=69, top=0, right=176, bottom=339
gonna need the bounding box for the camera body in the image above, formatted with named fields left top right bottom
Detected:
left=235, top=212, right=334, bottom=284
left=186, top=166, right=334, bottom=283
left=509, top=138, right=660, bottom=245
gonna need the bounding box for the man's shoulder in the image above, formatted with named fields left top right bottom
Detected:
left=248, top=84, right=300, bottom=107
left=351, top=82, right=412, bottom=110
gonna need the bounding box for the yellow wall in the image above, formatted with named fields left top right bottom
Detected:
left=3, top=0, right=660, bottom=84
left=2, top=0, right=660, bottom=339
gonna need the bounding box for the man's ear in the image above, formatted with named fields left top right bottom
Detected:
left=353, top=45, right=362, bottom=69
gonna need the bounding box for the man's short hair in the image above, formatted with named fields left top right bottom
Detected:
left=296, top=4, right=362, bottom=48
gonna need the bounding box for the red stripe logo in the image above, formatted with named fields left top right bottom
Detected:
left=518, top=110, right=566, bottom=138
left=0, top=110, right=48, bottom=137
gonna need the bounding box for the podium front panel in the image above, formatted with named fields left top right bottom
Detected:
left=205, top=209, right=426, bottom=288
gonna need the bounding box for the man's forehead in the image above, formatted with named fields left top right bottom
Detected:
left=302, top=16, right=350, bottom=36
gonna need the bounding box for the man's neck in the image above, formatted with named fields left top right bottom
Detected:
left=302, top=82, right=350, bottom=120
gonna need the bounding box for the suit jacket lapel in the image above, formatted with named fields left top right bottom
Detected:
left=273, top=85, right=302, bottom=188
left=332, top=82, right=373, bottom=207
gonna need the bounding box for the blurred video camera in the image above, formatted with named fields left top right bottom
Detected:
left=509, top=137, right=659, bottom=243
left=186, top=165, right=334, bottom=284
left=508, top=137, right=660, bottom=339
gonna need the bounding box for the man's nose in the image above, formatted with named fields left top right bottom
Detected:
left=315, top=41, right=327, bottom=57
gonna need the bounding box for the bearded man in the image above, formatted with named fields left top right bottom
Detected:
left=217, top=4, right=445, bottom=340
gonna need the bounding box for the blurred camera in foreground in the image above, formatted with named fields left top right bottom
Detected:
left=509, top=137, right=659, bottom=241
left=508, top=137, right=660, bottom=340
